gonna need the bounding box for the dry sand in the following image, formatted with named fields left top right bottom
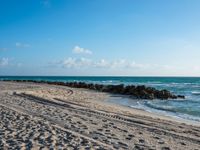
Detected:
left=0, top=81, right=200, bottom=150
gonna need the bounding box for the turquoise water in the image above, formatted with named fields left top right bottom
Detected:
left=1, top=76, right=200, bottom=121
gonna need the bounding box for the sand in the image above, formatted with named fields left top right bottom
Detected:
left=0, top=81, right=200, bottom=150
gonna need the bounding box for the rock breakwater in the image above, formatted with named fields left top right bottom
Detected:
left=3, top=80, right=185, bottom=100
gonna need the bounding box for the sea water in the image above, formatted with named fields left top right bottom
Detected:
left=1, top=76, right=200, bottom=122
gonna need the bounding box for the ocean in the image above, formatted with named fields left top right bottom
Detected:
left=1, top=76, right=200, bottom=122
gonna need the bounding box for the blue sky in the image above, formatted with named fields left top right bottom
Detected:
left=0, top=0, right=200, bottom=76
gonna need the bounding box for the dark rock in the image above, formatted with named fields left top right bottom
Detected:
left=177, top=95, right=185, bottom=99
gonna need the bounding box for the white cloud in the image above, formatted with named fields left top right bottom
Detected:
left=53, top=57, right=152, bottom=70
left=16, top=42, right=30, bottom=48
left=95, top=59, right=110, bottom=68
left=94, top=59, right=151, bottom=70
left=17, top=63, right=22, bottom=67
left=50, top=57, right=200, bottom=76
left=60, top=57, right=92, bottom=68
left=0, top=58, right=9, bottom=67
left=73, top=46, right=92, bottom=55
left=0, top=58, right=23, bottom=68
left=110, top=59, right=126, bottom=68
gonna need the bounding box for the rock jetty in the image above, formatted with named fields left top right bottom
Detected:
left=4, top=80, right=185, bottom=100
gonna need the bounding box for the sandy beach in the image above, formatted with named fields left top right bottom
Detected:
left=0, top=81, right=200, bottom=150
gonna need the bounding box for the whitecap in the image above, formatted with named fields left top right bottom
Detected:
left=191, top=91, right=200, bottom=95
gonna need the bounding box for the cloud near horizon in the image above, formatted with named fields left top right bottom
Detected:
left=0, top=58, right=9, bottom=67
left=15, top=42, right=30, bottom=48
left=47, top=57, right=199, bottom=76
left=72, top=46, right=92, bottom=55
left=53, top=57, right=152, bottom=70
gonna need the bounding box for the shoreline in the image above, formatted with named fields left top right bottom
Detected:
left=104, top=99, right=200, bottom=127
left=0, top=81, right=200, bottom=149
left=104, top=95, right=200, bottom=126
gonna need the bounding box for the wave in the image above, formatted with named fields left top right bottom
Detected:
left=177, top=113, right=200, bottom=122
left=129, top=101, right=200, bottom=122
left=144, top=101, right=177, bottom=113
left=191, top=91, right=200, bottom=95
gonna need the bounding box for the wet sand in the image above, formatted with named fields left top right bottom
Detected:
left=0, top=81, right=200, bottom=150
